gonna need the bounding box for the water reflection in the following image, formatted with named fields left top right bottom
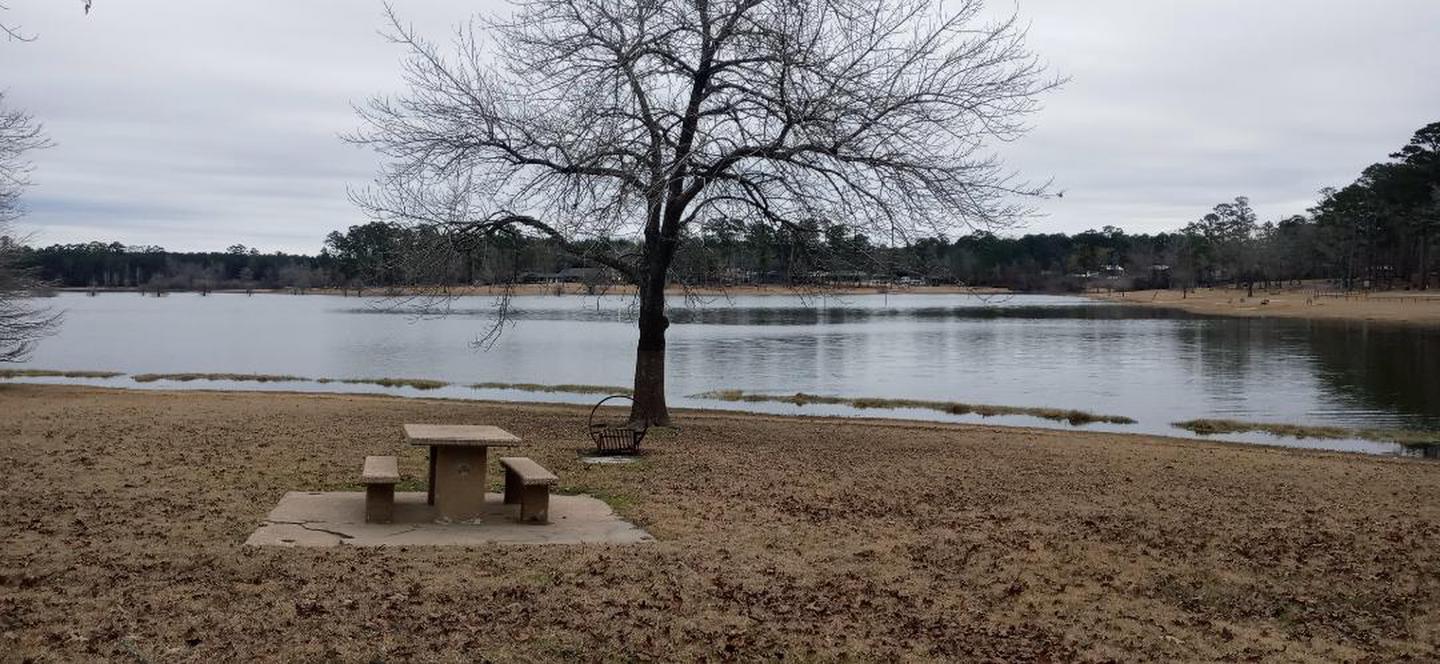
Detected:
left=1305, top=321, right=1440, bottom=424
left=343, top=301, right=1208, bottom=325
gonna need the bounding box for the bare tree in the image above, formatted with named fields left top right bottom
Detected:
left=2, top=1, right=92, bottom=41
left=0, top=95, right=60, bottom=362
left=351, top=0, right=1060, bottom=425
left=0, top=2, right=34, bottom=42
left=0, top=224, right=61, bottom=362
left=1, top=1, right=97, bottom=359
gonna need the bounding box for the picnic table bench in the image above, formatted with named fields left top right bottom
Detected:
left=360, top=455, right=400, bottom=524
left=500, top=457, right=559, bottom=523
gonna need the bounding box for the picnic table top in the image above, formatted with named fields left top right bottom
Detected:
left=404, top=423, right=525, bottom=447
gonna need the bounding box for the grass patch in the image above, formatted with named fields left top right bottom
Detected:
left=1173, top=418, right=1440, bottom=449
left=470, top=382, right=631, bottom=395
left=395, top=477, right=429, bottom=492
left=560, top=485, right=638, bottom=515
left=132, top=372, right=308, bottom=383
left=0, top=369, right=124, bottom=379
left=644, top=426, right=681, bottom=439
left=129, top=373, right=448, bottom=391
left=323, top=377, right=450, bottom=390
left=692, top=390, right=1137, bottom=426
left=1365, top=430, right=1440, bottom=447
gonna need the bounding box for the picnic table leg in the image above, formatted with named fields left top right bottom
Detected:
left=432, top=445, right=488, bottom=521
left=427, top=445, right=437, bottom=505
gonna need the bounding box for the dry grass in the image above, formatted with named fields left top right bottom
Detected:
left=131, top=372, right=309, bottom=384
left=323, top=377, right=450, bottom=390
left=124, top=373, right=627, bottom=395
left=1090, top=286, right=1440, bottom=325
left=470, top=382, right=631, bottom=395
left=694, top=390, right=1137, bottom=426
left=0, top=368, right=124, bottom=379
left=1174, top=418, right=1440, bottom=449
left=1, top=384, right=1437, bottom=662
left=127, top=373, right=451, bottom=391
left=133, top=371, right=452, bottom=388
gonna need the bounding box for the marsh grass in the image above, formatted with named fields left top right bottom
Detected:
left=324, top=377, right=450, bottom=390
left=130, top=373, right=449, bottom=390
left=0, top=369, right=124, bottom=379
left=131, top=373, right=309, bottom=383
left=692, top=390, right=1137, bottom=426
left=470, top=382, right=631, bottom=395
left=35, top=370, right=629, bottom=397
left=1173, top=418, right=1440, bottom=449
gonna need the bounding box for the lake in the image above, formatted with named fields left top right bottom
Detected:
left=9, top=291, right=1440, bottom=456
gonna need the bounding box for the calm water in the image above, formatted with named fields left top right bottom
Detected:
left=10, top=292, right=1440, bottom=456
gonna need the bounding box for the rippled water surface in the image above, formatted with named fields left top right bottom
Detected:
left=13, top=292, right=1440, bottom=455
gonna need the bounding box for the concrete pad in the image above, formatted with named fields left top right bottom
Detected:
left=245, top=491, right=653, bottom=547
left=580, top=455, right=640, bottom=465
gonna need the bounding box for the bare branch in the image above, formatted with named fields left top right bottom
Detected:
left=0, top=93, right=60, bottom=362
left=2, top=1, right=93, bottom=41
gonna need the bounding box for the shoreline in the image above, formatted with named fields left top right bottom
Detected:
left=1088, top=286, right=1440, bottom=326
left=3, top=382, right=1426, bottom=459
left=3, top=376, right=1431, bottom=456
left=3, top=383, right=1437, bottom=660
left=57, top=283, right=1014, bottom=298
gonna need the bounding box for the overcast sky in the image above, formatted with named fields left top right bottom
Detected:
left=3, top=1, right=1438, bottom=253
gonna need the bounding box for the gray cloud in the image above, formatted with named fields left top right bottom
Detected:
left=1005, top=0, right=1440, bottom=233
left=4, top=0, right=1438, bottom=252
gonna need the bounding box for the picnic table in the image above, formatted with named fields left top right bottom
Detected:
left=404, top=424, right=526, bottom=521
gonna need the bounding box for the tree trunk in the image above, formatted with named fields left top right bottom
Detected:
left=631, top=343, right=668, bottom=426
left=1419, top=228, right=1430, bottom=290
left=629, top=268, right=672, bottom=426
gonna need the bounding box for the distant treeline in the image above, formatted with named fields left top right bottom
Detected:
left=19, top=243, right=326, bottom=291
left=13, top=121, right=1438, bottom=293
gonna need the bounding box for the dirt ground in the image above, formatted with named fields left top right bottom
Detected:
left=1090, top=286, right=1440, bottom=326
left=1, top=384, right=1437, bottom=662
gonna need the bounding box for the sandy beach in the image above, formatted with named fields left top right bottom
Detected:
left=1, top=384, right=1437, bottom=661
left=1089, top=286, right=1440, bottom=326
